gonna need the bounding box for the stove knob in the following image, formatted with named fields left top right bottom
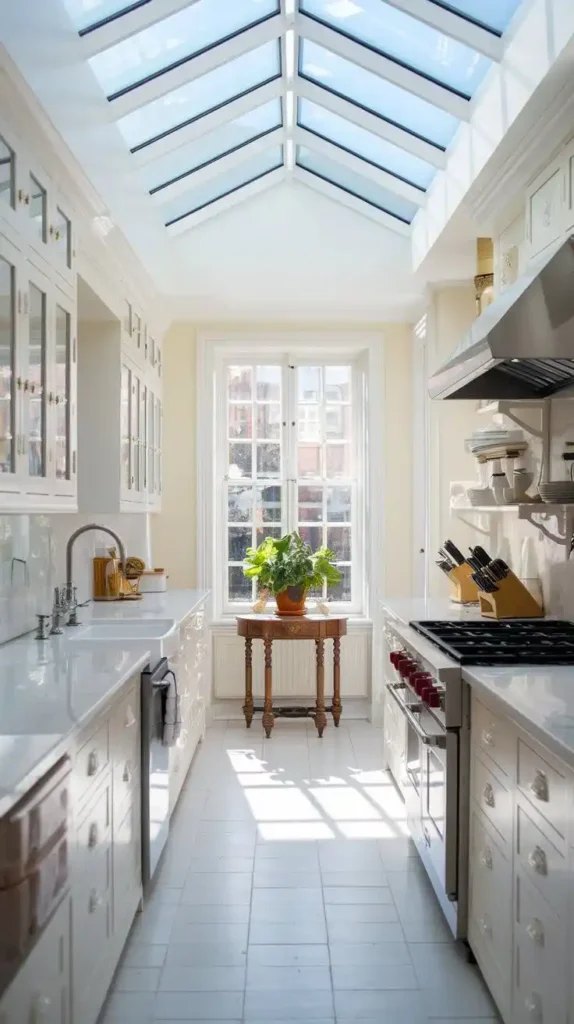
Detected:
left=389, top=651, right=398, bottom=667
left=412, top=672, right=430, bottom=695
left=397, top=656, right=412, bottom=678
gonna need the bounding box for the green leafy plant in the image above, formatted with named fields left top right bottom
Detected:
left=243, top=531, right=342, bottom=595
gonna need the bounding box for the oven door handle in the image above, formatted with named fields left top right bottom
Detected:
left=387, top=683, right=446, bottom=749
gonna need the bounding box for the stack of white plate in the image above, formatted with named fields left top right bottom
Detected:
left=538, top=482, right=574, bottom=503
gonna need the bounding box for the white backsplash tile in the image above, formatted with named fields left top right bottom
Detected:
left=0, top=513, right=151, bottom=645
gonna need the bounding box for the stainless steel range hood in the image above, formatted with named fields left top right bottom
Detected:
left=429, top=234, right=574, bottom=400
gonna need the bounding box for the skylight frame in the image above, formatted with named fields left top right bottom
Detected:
left=428, top=0, right=520, bottom=37
left=293, top=164, right=410, bottom=234
left=77, top=0, right=152, bottom=36
left=165, top=148, right=285, bottom=228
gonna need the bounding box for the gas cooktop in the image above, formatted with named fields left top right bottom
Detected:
left=409, top=619, right=574, bottom=665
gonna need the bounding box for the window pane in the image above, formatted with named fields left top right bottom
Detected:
left=297, top=145, right=418, bottom=222
left=256, top=484, right=282, bottom=523
left=298, top=485, right=323, bottom=522
left=299, top=443, right=322, bottom=478
left=228, top=366, right=252, bottom=401
left=299, top=100, right=434, bottom=190
left=256, top=403, right=280, bottom=440
left=299, top=40, right=458, bottom=148
left=327, top=486, right=351, bottom=522
left=228, top=526, right=252, bottom=562
left=299, top=525, right=323, bottom=551
left=300, top=0, right=489, bottom=98
left=90, top=0, right=279, bottom=98
left=63, top=0, right=151, bottom=32
left=256, top=526, right=281, bottom=543
left=325, top=405, right=351, bottom=440
left=228, top=483, right=253, bottom=522
left=298, top=366, right=321, bottom=402
left=327, top=526, right=351, bottom=561
left=325, top=366, right=351, bottom=401
left=326, top=443, right=350, bottom=478
left=0, top=137, right=15, bottom=210
left=329, top=565, right=352, bottom=602
left=256, top=365, right=281, bottom=400
left=162, top=146, right=283, bottom=225
left=229, top=566, right=252, bottom=601
left=229, top=404, right=252, bottom=439
left=298, top=405, right=320, bottom=442
left=142, top=100, right=282, bottom=193
left=430, top=0, right=522, bottom=34
left=229, top=443, right=252, bottom=478
left=256, top=442, right=280, bottom=477
left=118, top=41, right=281, bottom=150
left=29, top=175, right=47, bottom=243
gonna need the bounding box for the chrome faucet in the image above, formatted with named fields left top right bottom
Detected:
left=66, top=524, right=127, bottom=626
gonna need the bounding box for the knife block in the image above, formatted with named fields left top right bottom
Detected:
left=478, top=572, right=544, bottom=619
left=448, top=564, right=479, bottom=604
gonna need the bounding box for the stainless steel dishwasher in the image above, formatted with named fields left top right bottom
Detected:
left=141, top=658, right=173, bottom=892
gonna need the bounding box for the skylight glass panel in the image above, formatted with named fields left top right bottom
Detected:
left=64, top=0, right=151, bottom=34
left=297, top=144, right=417, bottom=222
left=300, top=0, right=489, bottom=99
left=429, top=0, right=522, bottom=35
left=299, top=40, right=458, bottom=149
left=161, top=145, right=282, bottom=225
left=298, top=99, right=435, bottom=189
left=118, top=41, right=281, bottom=151
left=90, top=0, right=280, bottom=99
left=141, top=100, right=282, bottom=193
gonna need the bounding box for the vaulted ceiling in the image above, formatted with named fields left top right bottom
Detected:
left=60, top=0, right=524, bottom=237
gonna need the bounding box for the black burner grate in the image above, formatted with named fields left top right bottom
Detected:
left=409, top=620, right=574, bottom=665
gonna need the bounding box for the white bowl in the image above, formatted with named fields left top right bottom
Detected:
left=467, top=487, right=496, bottom=507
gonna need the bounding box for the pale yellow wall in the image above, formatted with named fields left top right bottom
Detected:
left=152, top=320, right=414, bottom=600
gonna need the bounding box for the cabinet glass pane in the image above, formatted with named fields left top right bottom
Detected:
left=28, top=284, right=46, bottom=477
left=155, top=398, right=162, bottom=495
left=55, top=305, right=71, bottom=480
left=123, top=300, right=132, bottom=335
left=121, top=365, right=131, bottom=491
left=0, top=257, right=15, bottom=474
left=140, top=383, right=147, bottom=491
left=29, top=175, right=47, bottom=244
left=0, top=137, right=15, bottom=211
left=53, top=208, right=72, bottom=268
left=147, top=390, right=155, bottom=493
left=131, top=375, right=140, bottom=490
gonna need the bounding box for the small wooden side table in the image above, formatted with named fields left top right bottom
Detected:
left=236, top=614, right=348, bottom=738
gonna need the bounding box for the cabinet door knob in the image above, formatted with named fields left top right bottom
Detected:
left=89, top=889, right=103, bottom=913
left=479, top=848, right=493, bottom=870
left=527, top=846, right=547, bottom=876
left=123, top=761, right=132, bottom=784
left=88, top=823, right=98, bottom=848
left=124, top=705, right=136, bottom=728
left=482, top=727, right=494, bottom=746
left=87, top=750, right=99, bottom=776
left=524, top=993, right=543, bottom=1022
left=526, top=918, right=545, bottom=946
left=32, top=995, right=52, bottom=1022
left=483, top=782, right=495, bottom=808
left=530, top=770, right=549, bottom=802
left=479, top=914, right=492, bottom=937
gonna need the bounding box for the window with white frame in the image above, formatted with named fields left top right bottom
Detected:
left=216, top=353, right=366, bottom=616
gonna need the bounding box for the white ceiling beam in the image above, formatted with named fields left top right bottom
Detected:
left=294, top=127, right=425, bottom=207
left=167, top=165, right=285, bottom=234
left=298, top=15, right=470, bottom=121
left=293, top=165, right=410, bottom=235
left=80, top=0, right=202, bottom=58
left=383, top=0, right=503, bottom=62
left=297, top=78, right=446, bottom=169
left=151, top=127, right=284, bottom=206
left=109, top=15, right=285, bottom=119
left=281, top=0, right=297, bottom=176
left=133, top=78, right=283, bottom=167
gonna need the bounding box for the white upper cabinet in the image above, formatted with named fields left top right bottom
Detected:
left=525, top=137, right=574, bottom=260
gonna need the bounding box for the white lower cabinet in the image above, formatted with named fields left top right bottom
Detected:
left=469, top=693, right=574, bottom=1024
left=0, top=896, right=71, bottom=1024
left=169, top=604, right=208, bottom=815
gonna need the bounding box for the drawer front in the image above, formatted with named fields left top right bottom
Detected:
left=517, top=802, right=566, bottom=915
left=112, top=685, right=141, bottom=819
left=472, top=696, right=515, bottom=781
left=473, top=754, right=513, bottom=846
left=517, top=739, right=569, bottom=841
left=0, top=756, right=71, bottom=887
left=515, top=870, right=567, bottom=1024
left=469, top=811, right=513, bottom=967
left=74, top=722, right=110, bottom=808
left=0, top=895, right=70, bottom=1024
left=72, top=843, right=111, bottom=989
left=74, top=782, right=111, bottom=885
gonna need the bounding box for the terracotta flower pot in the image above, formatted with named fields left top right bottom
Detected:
left=275, top=586, right=308, bottom=616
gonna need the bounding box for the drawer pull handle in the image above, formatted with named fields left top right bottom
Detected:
left=87, top=750, right=99, bottom=776
left=526, top=918, right=545, bottom=946
left=124, top=705, right=136, bottom=728
left=88, top=823, right=98, bottom=848
left=483, top=782, right=495, bottom=808
left=528, top=846, right=548, bottom=876
left=524, top=992, right=543, bottom=1022
left=480, top=848, right=493, bottom=870
left=479, top=914, right=492, bottom=937
left=530, top=770, right=549, bottom=802
left=89, top=890, right=103, bottom=913
left=32, top=995, right=52, bottom=1022
left=482, top=727, right=495, bottom=746
left=123, top=762, right=132, bottom=783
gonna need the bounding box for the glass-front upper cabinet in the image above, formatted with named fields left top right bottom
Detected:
left=155, top=396, right=162, bottom=497
left=139, top=381, right=147, bottom=494
left=131, top=372, right=140, bottom=493
left=25, top=275, right=48, bottom=483
left=120, top=363, right=131, bottom=496
left=147, top=388, right=155, bottom=495
left=0, top=248, right=16, bottom=482
left=50, top=200, right=75, bottom=291
left=0, top=133, right=19, bottom=242
left=53, top=301, right=73, bottom=487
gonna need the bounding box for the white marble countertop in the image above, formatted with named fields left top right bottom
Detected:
left=0, top=589, right=209, bottom=818
left=381, top=598, right=574, bottom=766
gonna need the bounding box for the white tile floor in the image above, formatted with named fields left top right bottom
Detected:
left=102, top=720, right=500, bottom=1023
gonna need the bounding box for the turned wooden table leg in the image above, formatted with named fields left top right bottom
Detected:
left=243, top=638, right=254, bottom=728
left=332, top=636, right=342, bottom=727
left=262, top=637, right=274, bottom=738
left=314, top=639, right=327, bottom=738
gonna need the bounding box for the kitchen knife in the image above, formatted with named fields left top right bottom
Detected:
left=471, top=545, right=492, bottom=567
left=444, top=539, right=466, bottom=565
left=438, top=548, right=457, bottom=569
left=490, top=559, right=510, bottom=579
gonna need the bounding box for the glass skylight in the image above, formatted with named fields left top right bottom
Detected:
left=141, top=100, right=282, bottom=193
left=118, top=40, right=281, bottom=151
left=162, top=145, right=283, bottom=225
left=299, top=40, right=458, bottom=149
left=297, top=145, right=418, bottom=222
left=298, top=99, right=435, bottom=189
left=64, top=0, right=152, bottom=34
left=300, top=0, right=489, bottom=98
left=429, top=0, right=522, bottom=35
left=90, top=0, right=280, bottom=99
